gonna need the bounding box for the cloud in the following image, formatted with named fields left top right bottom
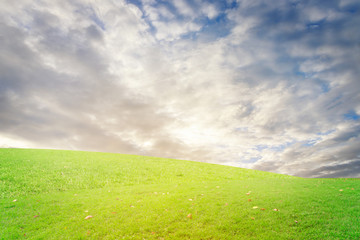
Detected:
left=0, top=0, right=359, bottom=177
left=201, top=2, right=219, bottom=19
left=267, top=124, right=360, bottom=178
left=171, top=0, right=195, bottom=18
left=223, top=0, right=360, bottom=177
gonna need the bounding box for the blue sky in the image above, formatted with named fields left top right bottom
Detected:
left=0, top=0, right=359, bottom=177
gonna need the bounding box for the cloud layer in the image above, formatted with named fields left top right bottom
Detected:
left=1, top=0, right=359, bottom=177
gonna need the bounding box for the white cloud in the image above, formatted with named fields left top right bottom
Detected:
left=1, top=0, right=359, bottom=177
left=303, top=6, right=330, bottom=22
left=339, top=0, right=359, bottom=8
left=143, top=4, right=160, bottom=21
left=158, top=5, right=176, bottom=20
left=171, top=0, right=195, bottom=17
left=201, top=3, right=219, bottom=19
left=153, top=20, right=201, bottom=41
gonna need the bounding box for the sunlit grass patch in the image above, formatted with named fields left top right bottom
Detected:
left=1, top=148, right=359, bottom=239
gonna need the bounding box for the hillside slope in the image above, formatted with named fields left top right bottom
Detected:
left=1, top=148, right=359, bottom=239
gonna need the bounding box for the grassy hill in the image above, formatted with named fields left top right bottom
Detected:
left=1, top=148, right=359, bottom=239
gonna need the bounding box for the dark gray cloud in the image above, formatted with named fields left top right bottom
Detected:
left=305, top=160, right=360, bottom=178
left=254, top=124, right=360, bottom=178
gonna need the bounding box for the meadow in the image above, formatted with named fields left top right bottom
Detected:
left=1, top=148, right=359, bottom=239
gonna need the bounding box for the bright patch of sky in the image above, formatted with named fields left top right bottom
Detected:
left=0, top=0, right=359, bottom=177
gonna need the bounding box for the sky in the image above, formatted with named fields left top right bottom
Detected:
left=0, top=0, right=359, bottom=178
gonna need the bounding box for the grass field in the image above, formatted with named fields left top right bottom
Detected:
left=1, top=148, right=359, bottom=239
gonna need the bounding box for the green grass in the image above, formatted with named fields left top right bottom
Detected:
left=1, top=148, right=359, bottom=239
